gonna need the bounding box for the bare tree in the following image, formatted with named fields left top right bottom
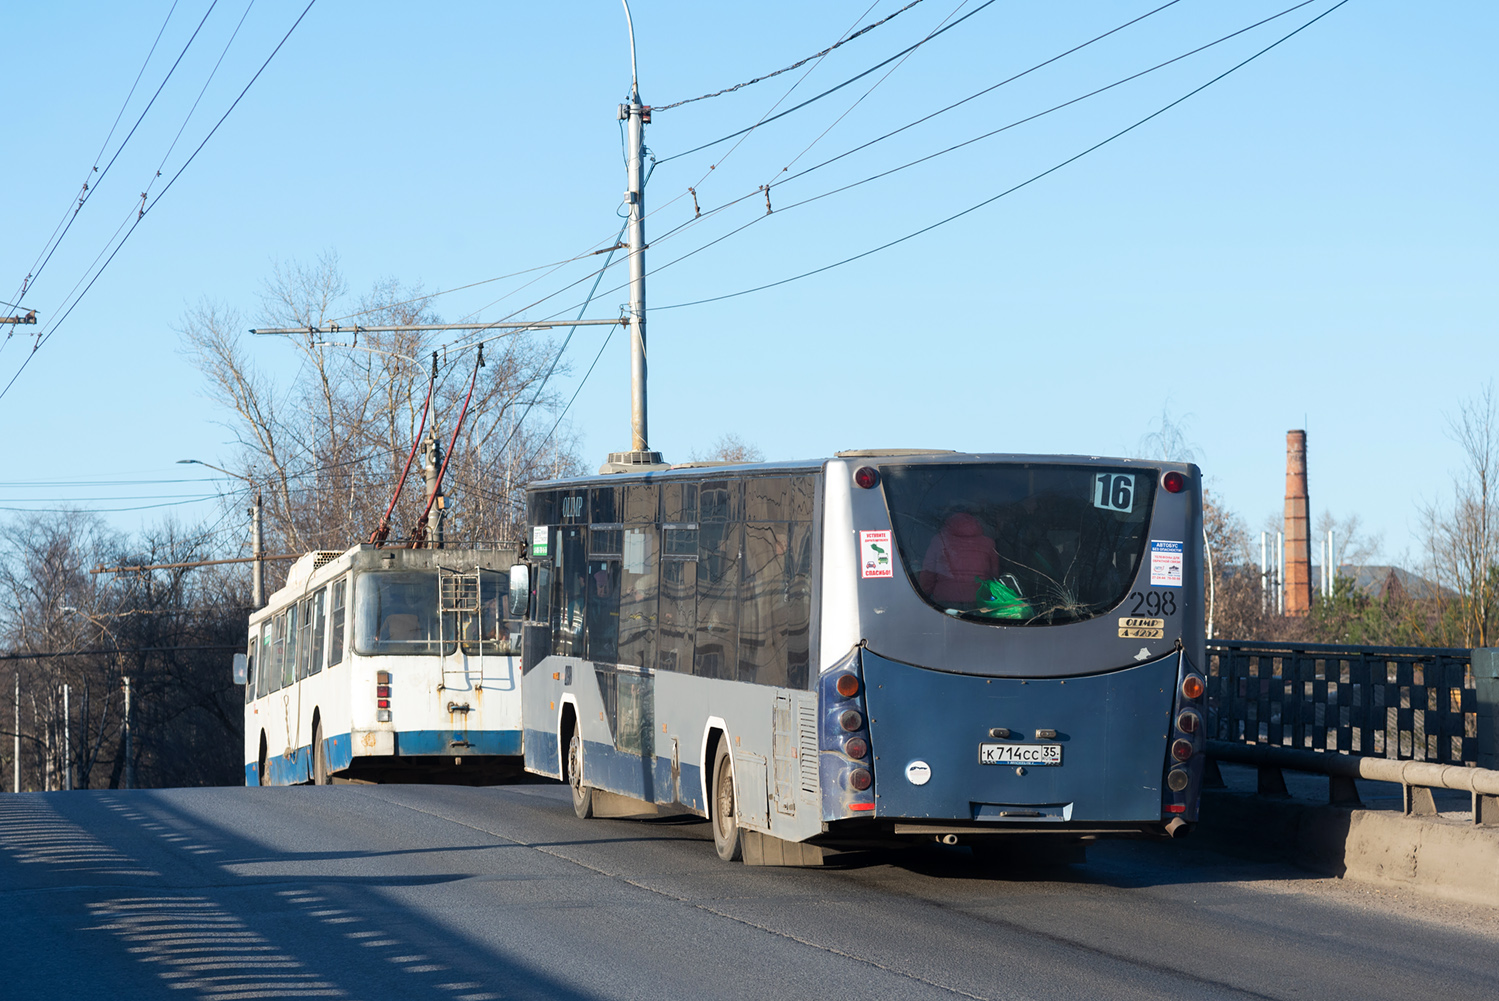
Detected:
left=181, top=255, right=584, bottom=582
left=691, top=433, right=765, bottom=463
left=1420, top=384, right=1499, bottom=647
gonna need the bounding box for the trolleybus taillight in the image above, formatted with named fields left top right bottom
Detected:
left=1166, top=768, right=1190, bottom=792
left=835, top=673, right=860, bottom=698
left=1171, top=738, right=1194, bottom=763
left=853, top=466, right=879, bottom=489
left=1176, top=709, right=1201, bottom=734
left=1181, top=674, right=1205, bottom=701
left=376, top=671, right=392, bottom=722
left=1162, top=471, right=1186, bottom=493
left=839, top=709, right=864, bottom=732
left=847, top=767, right=873, bottom=792
left=844, top=736, right=868, bottom=760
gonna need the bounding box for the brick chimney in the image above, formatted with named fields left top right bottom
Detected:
left=1284, top=430, right=1312, bottom=615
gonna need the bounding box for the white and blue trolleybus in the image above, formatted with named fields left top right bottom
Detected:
left=241, top=544, right=525, bottom=785
left=511, top=450, right=1206, bottom=864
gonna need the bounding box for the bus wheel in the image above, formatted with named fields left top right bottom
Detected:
left=568, top=728, right=594, bottom=819
left=312, top=720, right=329, bottom=786
left=257, top=733, right=269, bottom=787
left=711, top=740, right=742, bottom=862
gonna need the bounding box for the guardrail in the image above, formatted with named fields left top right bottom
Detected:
left=1205, top=642, right=1499, bottom=826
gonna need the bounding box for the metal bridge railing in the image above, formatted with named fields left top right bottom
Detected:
left=1205, top=641, right=1499, bottom=826
left=1206, top=639, right=1476, bottom=764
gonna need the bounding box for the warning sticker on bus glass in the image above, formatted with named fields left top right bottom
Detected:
left=860, top=530, right=893, bottom=578
left=980, top=743, right=1062, bottom=766
left=1149, top=540, right=1183, bottom=587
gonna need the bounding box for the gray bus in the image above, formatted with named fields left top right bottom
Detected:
left=511, top=450, right=1206, bottom=865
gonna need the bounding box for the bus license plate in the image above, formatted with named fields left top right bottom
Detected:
left=979, top=743, right=1062, bottom=766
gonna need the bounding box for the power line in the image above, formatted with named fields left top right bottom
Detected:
left=656, top=0, right=1352, bottom=312
left=5, top=1, right=181, bottom=321
left=656, top=0, right=1001, bottom=165
left=6, top=1, right=221, bottom=322
left=0, top=0, right=319, bottom=407
left=655, top=0, right=927, bottom=111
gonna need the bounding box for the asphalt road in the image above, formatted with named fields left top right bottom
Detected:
left=3, top=783, right=1498, bottom=1001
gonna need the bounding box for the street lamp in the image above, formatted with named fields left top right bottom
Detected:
left=178, top=459, right=264, bottom=609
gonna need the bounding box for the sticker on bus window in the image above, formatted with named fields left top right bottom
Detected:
left=1149, top=540, right=1183, bottom=587
left=1093, top=472, right=1135, bottom=513
left=860, top=530, right=893, bottom=579
left=531, top=525, right=549, bottom=558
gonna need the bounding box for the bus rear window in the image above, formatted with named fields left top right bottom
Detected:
left=353, top=572, right=456, bottom=656
left=882, top=463, right=1155, bottom=626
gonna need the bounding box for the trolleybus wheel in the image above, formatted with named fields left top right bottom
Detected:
left=568, top=728, right=594, bottom=819
left=312, top=720, right=329, bottom=786
left=711, top=740, right=742, bottom=862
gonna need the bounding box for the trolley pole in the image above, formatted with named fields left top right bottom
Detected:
left=251, top=494, right=264, bottom=610
left=122, top=676, right=133, bottom=791
left=606, top=1, right=663, bottom=470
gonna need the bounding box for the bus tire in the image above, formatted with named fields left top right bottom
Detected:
left=711, top=740, right=742, bottom=862
left=312, top=719, right=329, bottom=786
left=257, top=732, right=269, bottom=787
left=568, top=728, right=593, bottom=819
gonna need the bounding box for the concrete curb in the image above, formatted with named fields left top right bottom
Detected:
left=1196, top=788, right=1499, bottom=906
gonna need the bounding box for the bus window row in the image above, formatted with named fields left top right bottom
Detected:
left=533, top=474, right=817, bottom=689
left=248, top=577, right=347, bottom=703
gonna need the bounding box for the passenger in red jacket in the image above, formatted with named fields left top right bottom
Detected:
left=918, top=512, right=1000, bottom=606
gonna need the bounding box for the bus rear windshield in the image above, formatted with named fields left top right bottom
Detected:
left=882, top=463, right=1155, bottom=626
left=353, top=572, right=455, bottom=656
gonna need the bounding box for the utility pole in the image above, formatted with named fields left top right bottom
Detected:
left=13, top=673, right=18, bottom=794
left=421, top=422, right=445, bottom=547
left=251, top=494, right=264, bottom=610
left=606, top=1, right=665, bottom=472
left=63, top=683, right=71, bottom=792
left=122, top=677, right=133, bottom=791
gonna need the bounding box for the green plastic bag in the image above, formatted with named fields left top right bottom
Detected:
left=973, top=577, right=1032, bottom=620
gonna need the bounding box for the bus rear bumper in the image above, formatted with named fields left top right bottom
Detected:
left=858, top=648, right=1186, bottom=825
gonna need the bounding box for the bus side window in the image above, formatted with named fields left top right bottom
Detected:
left=269, top=612, right=286, bottom=693
left=309, top=588, right=327, bottom=675
left=656, top=544, right=696, bottom=674
left=257, top=625, right=272, bottom=699
left=551, top=527, right=587, bottom=657
left=696, top=519, right=741, bottom=681
left=244, top=627, right=258, bottom=705
left=328, top=578, right=346, bottom=667
left=283, top=606, right=298, bottom=688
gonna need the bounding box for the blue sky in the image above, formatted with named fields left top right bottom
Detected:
left=2, top=0, right=1494, bottom=563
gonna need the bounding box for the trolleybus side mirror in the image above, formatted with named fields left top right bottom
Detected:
left=232, top=652, right=248, bottom=686
left=508, top=563, right=531, bottom=619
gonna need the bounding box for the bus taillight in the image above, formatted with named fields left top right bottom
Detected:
left=376, top=671, right=392, bottom=723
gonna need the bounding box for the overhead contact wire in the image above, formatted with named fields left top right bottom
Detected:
left=656, top=0, right=1352, bottom=312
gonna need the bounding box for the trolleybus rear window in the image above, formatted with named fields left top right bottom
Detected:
left=353, top=572, right=456, bottom=656
left=882, top=463, right=1155, bottom=626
